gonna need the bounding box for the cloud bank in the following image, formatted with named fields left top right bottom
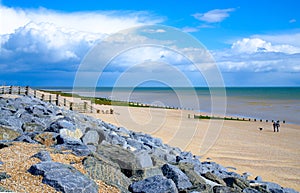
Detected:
left=0, top=6, right=163, bottom=73
left=214, top=33, right=300, bottom=76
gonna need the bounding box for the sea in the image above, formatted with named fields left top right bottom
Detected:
left=40, top=87, right=300, bottom=125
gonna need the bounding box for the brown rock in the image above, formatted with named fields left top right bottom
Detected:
left=34, top=132, right=58, bottom=147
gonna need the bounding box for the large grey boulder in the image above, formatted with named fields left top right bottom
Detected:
left=28, top=161, right=98, bottom=193
left=47, top=118, right=75, bottom=133
left=129, top=175, right=178, bottom=193
left=32, top=150, right=52, bottom=161
left=81, top=127, right=106, bottom=146
left=161, top=163, right=193, bottom=191
left=55, top=139, right=91, bottom=156
left=83, top=155, right=130, bottom=193
left=178, top=162, right=209, bottom=192
left=97, top=143, right=153, bottom=176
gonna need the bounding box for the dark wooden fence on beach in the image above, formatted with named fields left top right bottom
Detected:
left=192, top=114, right=285, bottom=124
left=0, top=86, right=112, bottom=114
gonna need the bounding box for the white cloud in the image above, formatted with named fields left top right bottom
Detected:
left=289, top=19, right=296, bottom=23
left=0, top=6, right=163, bottom=72
left=231, top=38, right=300, bottom=54
left=213, top=34, right=300, bottom=73
left=253, top=33, right=300, bottom=47
left=192, top=8, right=235, bottom=23
left=0, top=6, right=162, bottom=35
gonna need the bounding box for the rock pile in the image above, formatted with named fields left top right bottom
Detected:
left=0, top=95, right=298, bottom=193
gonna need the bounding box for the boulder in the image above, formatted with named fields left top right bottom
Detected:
left=97, top=143, right=153, bottom=177
left=249, top=183, right=269, bottom=193
left=223, top=177, right=250, bottom=190
left=81, top=130, right=100, bottom=146
left=21, top=122, right=45, bottom=132
left=34, top=132, right=59, bottom=147
left=202, top=172, right=226, bottom=186
left=161, top=163, right=193, bottom=191
left=14, top=134, right=38, bottom=144
left=47, top=118, right=75, bottom=133
left=116, top=127, right=131, bottom=138
left=213, top=186, right=240, bottom=193
left=55, top=139, right=91, bottom=156
left=32, top=150, right=52, bottom=161
left=59, top=128, right=83, bottom=141
left=107, top=131, right=127, bottom=146
left=255, top=176, right=263, bottom=182
left=178, top=162, right=208, bottom=191
left=83, top=155, right=130, bottom=193
left=28, top=161, right=98, bottom=193
left=0, top=125, right=21, bottom=140
left=129, top=175, right=178, bottom=193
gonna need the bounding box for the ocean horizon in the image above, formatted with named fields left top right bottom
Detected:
left=39, top=86, right=300, bottom=125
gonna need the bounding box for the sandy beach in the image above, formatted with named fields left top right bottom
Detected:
left=86, top=104, right=300, bottom=191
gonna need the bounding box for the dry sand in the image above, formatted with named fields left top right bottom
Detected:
left=87, top=104, right=300, bottom=191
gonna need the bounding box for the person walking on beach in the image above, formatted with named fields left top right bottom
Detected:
left=273, top=122, right=276, bottom=132
left=276, top=120, right=280, bottom=132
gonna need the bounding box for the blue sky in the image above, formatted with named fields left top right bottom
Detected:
left=0, top=0, right=300, bottom=86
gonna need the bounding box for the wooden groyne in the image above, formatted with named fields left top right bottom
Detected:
left=0, top=86, right=112, bottom=114
left=192, top=114, right=285, bottom=123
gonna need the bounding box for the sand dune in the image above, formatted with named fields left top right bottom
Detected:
left=86, top=104, right=300, bottom=191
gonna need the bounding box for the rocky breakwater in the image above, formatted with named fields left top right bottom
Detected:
left=0, top=95, right=299, bottom=193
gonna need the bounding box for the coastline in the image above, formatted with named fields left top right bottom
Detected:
left=3, top=86, right=298, bottom=190
left=41, top=87, right=300, bottom=125
left=86, top=104, right=300, bottom=191
left=0, top=90, right=299, bottom=192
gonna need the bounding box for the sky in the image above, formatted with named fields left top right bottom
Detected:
left=0, top=0, right=300, bottom=87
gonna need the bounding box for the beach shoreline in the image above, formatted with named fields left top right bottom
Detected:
left=86, top=104, right=300, bottom=191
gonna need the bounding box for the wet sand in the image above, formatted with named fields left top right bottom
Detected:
left=86, top=104, right=300, bottom=191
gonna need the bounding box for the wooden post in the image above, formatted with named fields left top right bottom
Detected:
left=90, top=104, right=93, bottom=113
left=70, top=102, right=73, bottom=110
left=34, top=90, right=37, bottom=98
left=25, top=86, right=29, bottom=95
left=56, top=94, right=59, bottom=106
left=1, top=87, right=4, bottom=94
left=41, top=94, right=44, bottom=101
left=18, top=86, right=21, bottom=95
left=49, top=95, right=52, bottom=103
left=9, top=86, right=12, bottom=94
left=84, top=102, right=87, bottom=112
left=64, top=98, right=66, bottom=106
